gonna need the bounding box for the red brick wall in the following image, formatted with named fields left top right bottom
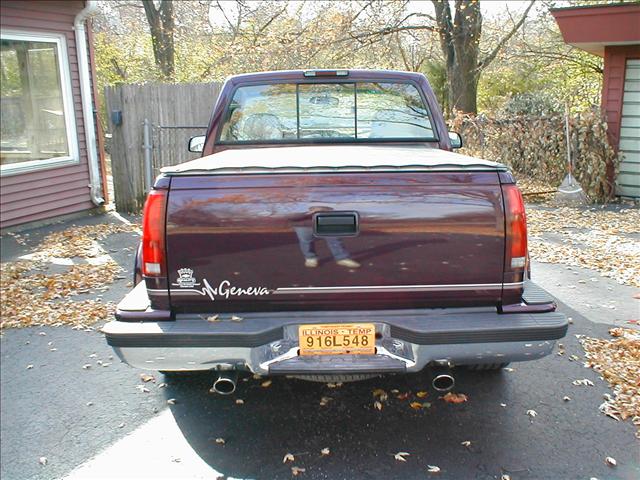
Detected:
left=0, top=1, right=94, bottom=229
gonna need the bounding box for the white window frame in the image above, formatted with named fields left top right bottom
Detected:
left=0, top=30, right=79, bottom=176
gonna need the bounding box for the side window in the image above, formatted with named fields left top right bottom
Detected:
left=219, top=84, right=297, bottom=142
left=356, top=83, right=434, bottom=139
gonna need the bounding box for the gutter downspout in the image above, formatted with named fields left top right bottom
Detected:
left=74, top=0, right=104, bottom=206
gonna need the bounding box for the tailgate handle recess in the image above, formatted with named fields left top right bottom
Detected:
left=314, top=212, right=359, bottom=236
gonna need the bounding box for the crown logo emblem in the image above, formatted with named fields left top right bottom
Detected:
left=178, top=268, right=193, bottom=278
left=174, top=268, right=199, bottom=288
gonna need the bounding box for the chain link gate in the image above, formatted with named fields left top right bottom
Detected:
left=142, top=121, right=208, bottom=192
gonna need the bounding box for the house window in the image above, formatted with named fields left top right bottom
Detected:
left=0, top=31, right=78, bottom=175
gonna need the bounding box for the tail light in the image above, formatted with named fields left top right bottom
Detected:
left=142, top=189, right=167, bottom=277
left=503, top=184, right=527, bottom=271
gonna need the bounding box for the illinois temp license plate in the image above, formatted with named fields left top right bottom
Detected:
left=298, top=323, right=376, bottom=356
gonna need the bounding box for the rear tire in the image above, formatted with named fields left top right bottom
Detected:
left=465, top=363, right=510, bottom=371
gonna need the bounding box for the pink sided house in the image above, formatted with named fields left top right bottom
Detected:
left=0, top=0, right=107, bottom=230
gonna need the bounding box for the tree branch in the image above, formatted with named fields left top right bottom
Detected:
left=477, top=0, right=534, bottom=71
left=349, top=24, right=435, bottom=41
left=257, top=4, right=288, bottom=35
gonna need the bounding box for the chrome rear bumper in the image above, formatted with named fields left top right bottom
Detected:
left=104, top=305, right=567, bottom=374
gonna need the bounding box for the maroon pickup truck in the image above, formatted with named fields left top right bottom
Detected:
left=104, top=70, right=567, bottom=394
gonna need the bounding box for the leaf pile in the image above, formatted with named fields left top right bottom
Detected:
left=0, top=261, right=119, bottom=329
left=0, top=224, right=135, bottom=329
left=30, top=223, right=139, bottom=259
left=527, top=207, right=640, bottom=287
left=579, top=328, right=640, bottom=438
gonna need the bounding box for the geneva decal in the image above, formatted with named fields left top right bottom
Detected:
left=172, top=268, right=270, bottom=301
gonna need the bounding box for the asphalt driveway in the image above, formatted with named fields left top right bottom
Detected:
left=1, top=212, right=638, bottom=480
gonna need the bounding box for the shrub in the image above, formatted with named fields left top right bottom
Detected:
left=449, top=109, right=620, bottom=202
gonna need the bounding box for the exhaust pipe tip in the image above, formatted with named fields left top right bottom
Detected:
left=432, top=374, right=455, bottom=392
left=211, top=371, right=238, bottom=395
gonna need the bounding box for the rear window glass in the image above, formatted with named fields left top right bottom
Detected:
left=218, top=82, right=435, bottom=144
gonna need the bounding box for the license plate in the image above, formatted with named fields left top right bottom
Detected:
left=298, top=323, right=375, bottom=356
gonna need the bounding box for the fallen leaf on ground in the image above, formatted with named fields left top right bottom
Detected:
left=39, top=457, right=47, bottom=466
left=563, top=396, right=571, bottom=402
left=374, top=400, right=383, bottom=411
left=526, top=409, right=537, bottom=417
left=82, top=364, right=91, bottom=369
left=167, top=398, right=177, bottom=405
left=230, top=315, right=243, bottom=322
left=442, top=392, right=468, bottom=404
left=461, top=441, right=471, bottom=447
left=215, top=438, right=225, bottom=445
left=572, top=378, right=595, bottom=386
left=140, top=373, right=155, bottom=383
left=283, top=453, right=295, bottom=463
left=580, top=328, right=639, bottom=437
left=26, top=364, right=33, bottom=370
left=372, top=388, right=388, bottom=402
left=291, top=466, right=306, bottom=476
left=261, top=380, right=272, bottom=388
left=235, top=399, right=244, bottom=405
left=409, top=402, right=423, bottom=410
left=393, top=452, right=410, bottom=462
left=207, top=314, right=220, bottom=322
left=416, top=391, right=428, bottom=398
left=136, top=385, right=150, bottom=393
left=117, top=422, right=125, bottom=428
left=605, top=456, right=617, bottom=467
left=526, top=207, right=640, bottom=288
left=501, top=475, right=511, bottom=480
left=427, top=465, right=440, bottom=473
left=396, top=392, right=410, bottom=400
left=0, top=224, right=141, bottom=331
left=320, top=447, right=330, bottom=456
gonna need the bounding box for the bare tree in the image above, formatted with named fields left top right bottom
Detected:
left=142, top=0, right=175, bottom=79
left=348, top=0, right=535, bottom=115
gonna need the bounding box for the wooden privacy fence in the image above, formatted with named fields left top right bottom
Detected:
left=105, top=82, right=222, bottom=212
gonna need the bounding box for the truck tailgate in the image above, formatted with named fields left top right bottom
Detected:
left=164, top=170, right=506, bottom=312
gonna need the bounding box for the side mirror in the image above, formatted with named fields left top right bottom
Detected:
left=188, top=135, right=205, bottom=153
left=448, top=131, right=463, bottom=149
